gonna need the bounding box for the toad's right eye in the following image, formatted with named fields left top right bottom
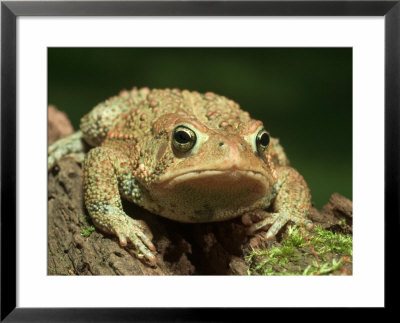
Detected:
left=172, top=126, right=197, bottom=152
left=255, top=128, right=270, bottom=154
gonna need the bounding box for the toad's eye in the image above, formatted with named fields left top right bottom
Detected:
left=172, top=126, right=197, bottom=152
left=256, top=128, right=270, bottom=154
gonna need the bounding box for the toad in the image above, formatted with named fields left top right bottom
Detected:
left=48, top=87, right=313, bottom=264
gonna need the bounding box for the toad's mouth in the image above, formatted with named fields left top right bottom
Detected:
left=160, top=169, right=268, bottom=190
left=150, top=169, right=272, bottom=222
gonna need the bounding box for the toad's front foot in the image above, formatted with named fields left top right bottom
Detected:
left=92, top=211, right=157, bottom=265
left=242, top=210, right=314, bottom=240
left=116, top=217, right=157, bottom=265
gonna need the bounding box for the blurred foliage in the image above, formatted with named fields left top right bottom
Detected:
left=48, top=48, right=352, bottom=208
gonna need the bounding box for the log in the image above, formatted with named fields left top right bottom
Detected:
left=47, top=106, right=353, bottom=275
left=48, top=105, right=74, bottom=145
left=48, top=157, right=252, bottom=275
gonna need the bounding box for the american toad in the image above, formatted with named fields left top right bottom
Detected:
left=48, top=87, right=313, bottom=264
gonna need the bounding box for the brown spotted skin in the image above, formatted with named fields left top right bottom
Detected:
left=78, top=87, right=313, bottom=263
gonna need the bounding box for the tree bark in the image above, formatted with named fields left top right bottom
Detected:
left=47, top=106, right=352, bottom=276
left=48, top=157, right=253, bottom=275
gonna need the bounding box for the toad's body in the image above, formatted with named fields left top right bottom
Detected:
left=48, top=87, right=313, bottom=264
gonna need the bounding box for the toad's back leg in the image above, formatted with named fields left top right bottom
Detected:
left=80, top=87, right=150, bottom=146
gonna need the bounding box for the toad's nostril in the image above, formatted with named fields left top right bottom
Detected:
left=218, top=142, right=224, bottom=147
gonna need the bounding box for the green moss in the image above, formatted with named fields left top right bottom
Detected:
left=247, top=225, right=352, bottom=276
left=310, top=226, right=352, bottom=258
left=303, top=258, right=345, bottom=275
left=80, top=225, right=95, bottom=237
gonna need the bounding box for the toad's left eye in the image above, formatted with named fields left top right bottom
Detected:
left=172, top=125, right=197, bottom=152
left=256, top=128, right=270, bottom=154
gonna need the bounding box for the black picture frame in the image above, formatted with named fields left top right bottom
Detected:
left=1, top=0, right=398, bottom=321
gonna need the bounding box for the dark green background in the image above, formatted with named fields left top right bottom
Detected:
left=48, top=48, right=352, bottom=209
